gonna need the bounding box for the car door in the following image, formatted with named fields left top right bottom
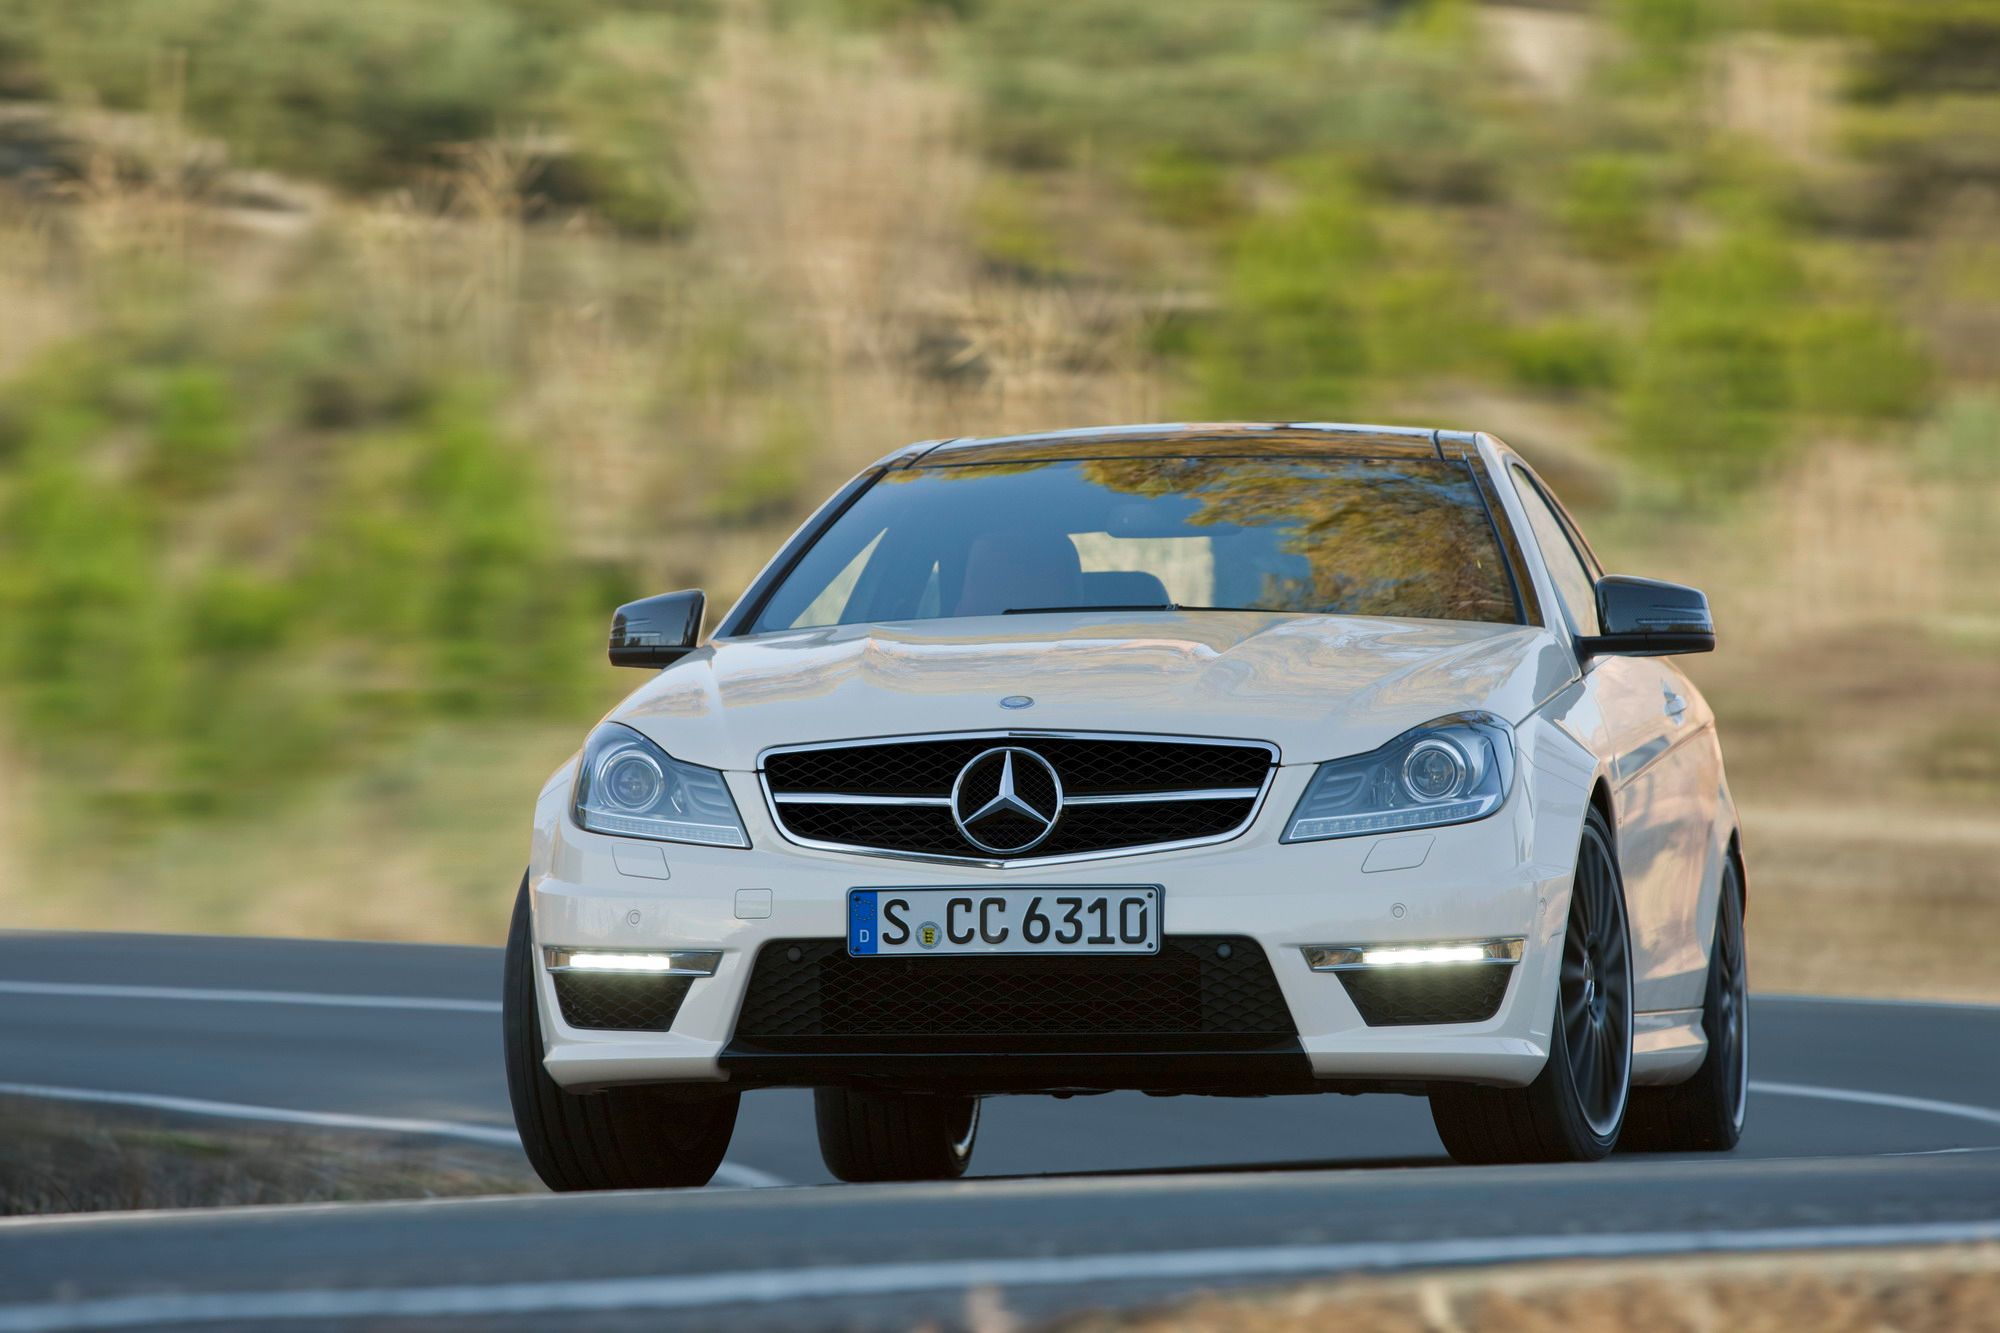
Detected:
left=1508, top=466, right=1688, bottom=1013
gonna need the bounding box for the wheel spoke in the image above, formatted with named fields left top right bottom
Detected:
left=1572, top=1020, right=1596, bottom=1096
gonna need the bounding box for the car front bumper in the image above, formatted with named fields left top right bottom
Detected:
left=529, top=759, right=1585, bottom=1096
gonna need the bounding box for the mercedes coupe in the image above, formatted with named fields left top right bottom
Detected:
left=503, top=423, right=1748, bottom=1187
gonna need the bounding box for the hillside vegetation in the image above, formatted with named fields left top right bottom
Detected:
left=0, top=0, right=1994, bottom=991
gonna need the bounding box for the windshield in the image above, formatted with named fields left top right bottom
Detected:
left=747, top=456, right=1521, bottom=633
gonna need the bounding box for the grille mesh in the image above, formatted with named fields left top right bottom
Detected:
left=763, top=735, right=1273, bottom=860
left=1337, top=965, right=1513, bottom=1026
left=552, top=972, right=693, bottom=1031
left=732, top=936, right=1295, bottom=1049
left=765, top=736, right=1270, bottom=797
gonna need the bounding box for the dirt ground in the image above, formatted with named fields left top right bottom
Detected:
left=1051, top=1243, right=2000, bottom=1333
left=0, top=1098, right=535, bottom=1216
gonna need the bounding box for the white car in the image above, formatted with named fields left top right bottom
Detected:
left=503, top=423, right=1748, bottom=1187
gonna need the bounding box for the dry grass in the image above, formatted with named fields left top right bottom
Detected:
left=0, top=1098, right=534, bottom=1217
left=1049, top=1244, right=2000, bottom=1333
left=1693, top=629, right=2000, bottom=1003
left=1595, top=446, right=2000, bottom=1003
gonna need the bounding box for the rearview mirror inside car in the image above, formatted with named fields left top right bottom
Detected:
left=1575, top=576, right=1714, bottom=660
left=608, top=590, right=706, bottom=668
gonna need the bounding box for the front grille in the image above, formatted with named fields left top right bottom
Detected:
left=1337, top=965, right=1513, bottom=1027
left=762, top=734, right=1275, bottom=861
left=552, top=972, right=693, bottom=1031
left=732, top=936, right=1296, bottom=1052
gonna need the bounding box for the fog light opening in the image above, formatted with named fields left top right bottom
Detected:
left=1302, top=937, right=1523, bottom=972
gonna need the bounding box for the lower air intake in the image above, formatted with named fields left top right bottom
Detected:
left=733, top=936, right=1296, bottom=1052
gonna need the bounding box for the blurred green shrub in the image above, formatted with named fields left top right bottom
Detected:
left=1623, top=226, right=1803, bottom=482
left=147, top=368, right=243, bottom=496
left=0, top=0, right=707, bottom=227
left=971, top=175, right=1075, bottom=278
left=1559, top=156, right=1659, bottom=261
left=0, top=0, right=536, bottom=187
left=1192, top=168, right=1498, bottom=419
left=1129, top=149, right=1239, bottom=230
left=546, top=12, right=704, bottom=234
left=0, top=331, right=598, bottom=820
left=1789, top=305, right=1930, bottom=419
left=1193, top=172, right=1378, bottom=419
left=966, top=0, right=1363, bottom=172
left=1505, top=320, right=1626, bottom=395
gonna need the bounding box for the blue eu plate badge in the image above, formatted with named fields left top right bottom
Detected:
left=849, top=890, right=881, bottom=955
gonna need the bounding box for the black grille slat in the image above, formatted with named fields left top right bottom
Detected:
left=1337, top=966, right=1513, bottom=1026
left=552, top=973, right=693, bottom=1031
left=764, top=735, right=1273, bottom=860
left=733, top=936, right=1295, bottom=1049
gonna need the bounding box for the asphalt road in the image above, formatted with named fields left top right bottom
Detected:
left=1, top=931, right=1998, bottom=1330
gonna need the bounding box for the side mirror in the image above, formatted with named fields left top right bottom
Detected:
left=1575, top=576, right=1714, bottom=660
left=608, top=590, right=705, bottom=668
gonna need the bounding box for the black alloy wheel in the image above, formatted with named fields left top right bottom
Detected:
left=1624, top=855, right=1749, bottom=1152
left=1429, top=806, right=1634, bottom=1163
left=1562, top=812, right=1634, bottom=1138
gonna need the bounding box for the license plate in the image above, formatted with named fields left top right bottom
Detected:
left=847, top=887, right=1161, bottom=957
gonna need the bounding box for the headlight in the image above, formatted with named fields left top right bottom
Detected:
left=1282, top=714, right=1515, bottom=842
left=571, top=723, right=750, bottom=848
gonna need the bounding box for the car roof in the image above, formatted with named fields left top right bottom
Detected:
left=880, top=422, right=1484, bottom=468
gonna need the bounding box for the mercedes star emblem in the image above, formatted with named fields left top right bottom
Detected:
left=950, top=747, right=1063, bottom=854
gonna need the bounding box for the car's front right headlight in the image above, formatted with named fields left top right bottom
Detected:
left=1282, top=713, right=1515, bottom=842
left=571, top=723, right=750, bottom=848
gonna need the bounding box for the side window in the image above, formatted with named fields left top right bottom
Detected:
left=1510, top=467, right=1602, bottom=637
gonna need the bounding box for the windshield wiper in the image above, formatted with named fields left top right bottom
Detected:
left=1000, top=603, right=1253, bottom=615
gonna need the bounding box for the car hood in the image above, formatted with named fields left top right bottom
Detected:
left=607, top=612, right=1575, bottom=770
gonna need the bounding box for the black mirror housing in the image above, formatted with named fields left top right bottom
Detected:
left=609, top=590, right=705, bottom=668
left=1575, top=576, right=1714, bottom=660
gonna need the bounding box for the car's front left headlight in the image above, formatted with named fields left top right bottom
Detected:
left=571, top=723, right=750, bottom=848
left=1282, top=713, right=1516, bottom=842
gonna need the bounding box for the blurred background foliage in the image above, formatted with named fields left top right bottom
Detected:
left=0, top=0, right=1994, bottom=991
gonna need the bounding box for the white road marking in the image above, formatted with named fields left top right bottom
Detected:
left=1750, top=1080, right=2000, bottom=1131
left=0, top=980, right=500, bottom=1014
left=0, top=1218, right=1995, bottom=1331
left=0, top=1083, right=786, bottom=1191
left=1763, top=992, right=2000, bottom=1012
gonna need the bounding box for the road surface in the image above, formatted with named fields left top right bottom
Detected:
left=1, top=931, right=1996, bottom=1329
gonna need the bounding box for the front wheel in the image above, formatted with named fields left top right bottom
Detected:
left=814, top=1087, right=980, bottom=1182
left=1622, top=856, right=1749, bottom=1152
left=502, top=873, right=740, bottom=1191
left=1429, top=806, right=1634, bottom=1164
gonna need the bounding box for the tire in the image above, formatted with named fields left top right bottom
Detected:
left=814, top=1087, right=980, bottom=1182
left=1429, top=806, right=1633, bottom=1164
left=1622, top=856, right=1749, bottom=1153
left=502, top=873, right=739, bottom=1191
